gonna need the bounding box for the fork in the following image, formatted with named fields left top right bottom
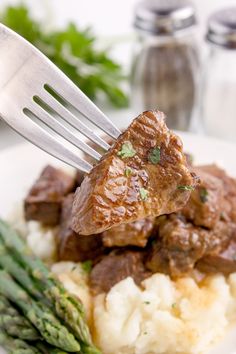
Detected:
left=0, top=24, right=122, bottom=173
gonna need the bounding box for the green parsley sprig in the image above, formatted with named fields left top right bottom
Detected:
left=140, top=188, right=148, bottom=201
left=1, top=4, right=128, bottom=108
left=148, top=147, right=161, bottom=165
left=199, top=187, right=208, bottom=203
left=118, top=142, right=136, bottom=159
left=124, top=167, right=133, bottom=177
left=177, top=185, right=195, bottom=191
left=81, top=260, right=92, bottom=274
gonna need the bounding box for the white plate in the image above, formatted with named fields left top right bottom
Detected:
left=1, top=132, right=236, bottom=354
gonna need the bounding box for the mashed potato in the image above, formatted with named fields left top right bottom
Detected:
left=8, top=203, right=57, bottom=262
left=93, top=274, right=236, bottom=354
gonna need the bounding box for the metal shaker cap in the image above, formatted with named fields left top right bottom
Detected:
left=134, top=0, right=197, bottom=35
left=207, top=7, right=236, bottom=49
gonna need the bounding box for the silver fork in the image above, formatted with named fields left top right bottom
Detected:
left=0, top=24, right=122, bottom=172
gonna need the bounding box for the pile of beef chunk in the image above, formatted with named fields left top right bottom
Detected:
left=147, top=165, right=236, bottom=277
left=24, top=110, right=236, bottom=295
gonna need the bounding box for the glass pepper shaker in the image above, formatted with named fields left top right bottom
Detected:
left=200, top=7, right=236, bottom=141
left=131, top=0, right=199, bottom=131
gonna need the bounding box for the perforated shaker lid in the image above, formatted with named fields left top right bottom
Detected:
left=207, top=7, right=236, bottom=49
left=134, top=0, right=196, bottom=35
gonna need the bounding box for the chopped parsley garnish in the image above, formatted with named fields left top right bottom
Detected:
left=140, top=188, right=148, bottom=201
left=124, top=167, right=133, bottom=177
left=177, top=185, right=195, bottom=191
left=199, top=187, right=208, bottom=203
left=143, top=332, right=148, bottom=335
left=117, top=142, right=136, bottom=159
left=144, top=301, right=150, bottom=305
left=172, top=303, right=177, bottom=309
left=148, top=147, right=161, bottom=164
left=81, top=260, right=92, bottom=274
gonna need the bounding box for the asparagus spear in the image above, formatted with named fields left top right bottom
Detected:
left=0, top=219, right=99, bottom=353
left=0, top=237, right=43, bottom=299
left=0, top=295, right=40, bottom=341
left=0, top=270, right=80, bottom=352
left=0, top=239, right=43, bottom=300
left=35, top=342, right=70, bottom=354
left=0, top=330, right=41, bottom=354
left=0, top=297, right=69, bottom=354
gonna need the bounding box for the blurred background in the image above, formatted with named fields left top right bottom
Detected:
left=0, top=0, right=236, bottom=150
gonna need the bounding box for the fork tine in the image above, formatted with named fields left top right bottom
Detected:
left=29, top=100, right=102, bottom=161
left=0, top=24, right=120, bottom=173
left=38, top=88, right=111, bottom=151
left=5, top=110, right=93, bottom=173
left=46, top=70, right=122, bottom=139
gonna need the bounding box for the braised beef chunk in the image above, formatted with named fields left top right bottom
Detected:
left=198, top=164, right=236, bottom=223
left=90, top=250, right=150, bottom=295
left=181, top=167, right=224, bottom=229
left=102, top=218, right=156, bottom=248
left=25, top=166, right=76, bottom=225
left=72, top=110, right=198, bottom=235
left=57, top=194, right=104, bottom=262
left=146, top=214, right=236, bottom=277
left=197, top=239, right=236, bottom=274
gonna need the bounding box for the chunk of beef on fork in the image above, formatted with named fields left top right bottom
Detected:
left=72, top=110, right=198, bottom=235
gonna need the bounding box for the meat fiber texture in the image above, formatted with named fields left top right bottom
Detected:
left=72, top=110, right=197, bottom=235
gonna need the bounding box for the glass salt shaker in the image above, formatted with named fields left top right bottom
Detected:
left=131, top=0, right=199, bottom=131
left=200, top=8, right=236, bottom=142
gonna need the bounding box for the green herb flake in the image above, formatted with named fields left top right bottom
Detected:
left=172, top=303, right=177, bottom=309
left=124, top=167, right=132, bottom=177
left=143, top=332, right=148, bottom=335
left=148, top=147, right=161, bottom=165
left=117, top=142, right=136, bottom=159
left=140, top=188, right=148, bottom=201
left=177, top=185, right=195, bottom=191
left=81, top=260, right=92, bottom=274
left=199, top=187, right=208, bottom=203
left=144, top=301, right=150, bottom=305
